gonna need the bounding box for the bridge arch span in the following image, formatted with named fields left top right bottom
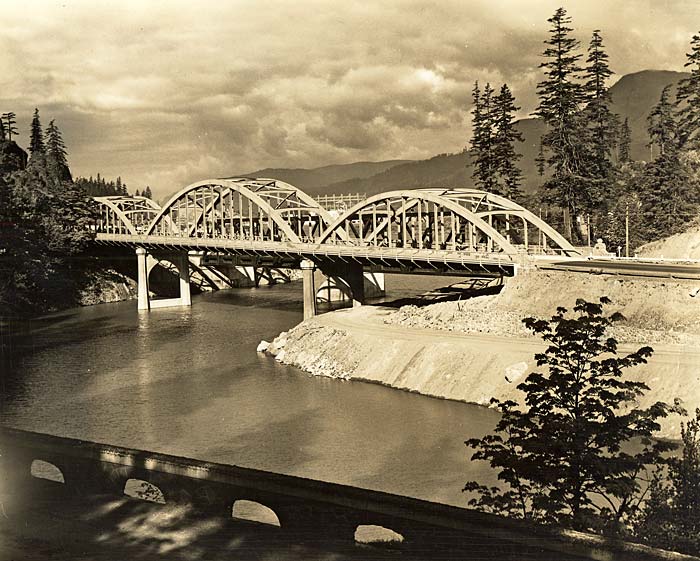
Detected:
left=318, top=188, right=578, bottom=256
left=318, top=189, right=518, bottom=255
left=144, top=178, right=335, bottom=243
left=94, top=196, right=162, bottom=235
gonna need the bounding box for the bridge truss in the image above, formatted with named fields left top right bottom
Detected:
left=92, top=180, right=580, bottom=314
left=146, top=178, right=333, bottom=242
left=317, top=188, right=578, bottom=256
left=94, top=195, right=162, bottom=235
left=93, top=180, right=576, bottom=258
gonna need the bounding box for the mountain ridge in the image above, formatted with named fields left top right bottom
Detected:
left=241, top=69, right=691, bottom=198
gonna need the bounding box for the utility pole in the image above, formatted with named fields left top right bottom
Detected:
left=625, top=203, right=630, bottom=258
left=587, top=213, right=591, bottom=247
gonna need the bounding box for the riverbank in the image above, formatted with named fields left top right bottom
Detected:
left=0, top=266, right=137, bottom=321
left=77, top=268, right=137, bottom=306
left=266, top=270, right=700, bottom=439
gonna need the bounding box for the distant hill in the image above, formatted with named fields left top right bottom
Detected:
left=312, top=69, right=690, bottom=197
left=241, top=160, right=412, bottom=194
left=609, top=69, right=688, bottom=161
left=320, top=118, right=546, bottom=197
left=233, top=70, right=690, bottom=199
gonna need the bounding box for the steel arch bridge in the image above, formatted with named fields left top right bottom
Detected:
left=92, top=178, right=579, bottom=314
left=93, top=178, right=577, bottom=258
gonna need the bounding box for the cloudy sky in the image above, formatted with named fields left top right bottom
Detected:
left=2, top=0, right=699, bottom=198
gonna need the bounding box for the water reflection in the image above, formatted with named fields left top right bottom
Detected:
left=1, top=278, right=499, bottom=506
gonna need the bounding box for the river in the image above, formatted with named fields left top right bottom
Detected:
left=0, top=276, right=499, bottom=507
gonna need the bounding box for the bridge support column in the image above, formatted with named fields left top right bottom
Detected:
left=176, top=253, right=192, bottom=307
left=136, top=247, right=150, bottom=311
left=137, top=249, right=192, bottom=311
left=300, top=259, right=317, bottom=320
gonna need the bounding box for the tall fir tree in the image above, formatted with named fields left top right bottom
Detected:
left=492, top=83, right=524, bottom=200
left=535, top=8, right=588, bottom=241
left=143, top=185, right=152, bottom=199
left=582, top=30, right=619, bottom=181
left=635, top=151, right=698, bottom=241
left=619, top=118, right=632, bottom=163
left=647, top=85, right=678, bottom=158
left=676, top=32, right=700, bottom=149
left=470, top=81, right=498, bottom=193
left=29, top=108, right=45, bottom=157
left=45, top=120, right=72, bottom=182
left=639, top=73, right=700, bottom=243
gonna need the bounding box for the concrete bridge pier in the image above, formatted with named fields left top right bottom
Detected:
left=136, top=248, right=192, bottom=311
left=300, top=259, right=317, bottom=320
left=136, top=247, right=150, bottom=311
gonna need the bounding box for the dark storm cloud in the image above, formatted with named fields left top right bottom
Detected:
left=2, top=0, right=700, bottom=197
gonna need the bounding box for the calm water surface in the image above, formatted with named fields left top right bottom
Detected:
left=0, top=276, right=498, bottom=506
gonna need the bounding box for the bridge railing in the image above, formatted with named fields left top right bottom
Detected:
left=1, top=426, right=668, bottom=560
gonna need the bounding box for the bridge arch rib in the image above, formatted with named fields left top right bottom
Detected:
left=94, top=196, right=162, bottom=235
left=317, top=188, right=579, bottom=257
left=145, top=178, right=335, bottom=243
left=420, top=188, right=579, bottom=256
left=317, top=189, right=519, bottom=255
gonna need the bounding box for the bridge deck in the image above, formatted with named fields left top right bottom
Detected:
left=96, top=233, right=519, bottom=275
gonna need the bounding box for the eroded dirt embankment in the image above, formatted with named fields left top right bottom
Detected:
left=638, top=222, right=700, bottom=259
left=265, top=270, right=700, bottom=439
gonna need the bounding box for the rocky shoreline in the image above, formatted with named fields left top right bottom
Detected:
left=260, top=271, right=700, bottom=440
left=78, top=269, right=138, bottom=306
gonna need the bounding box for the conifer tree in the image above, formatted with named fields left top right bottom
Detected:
left=676, top=32, right=700, bottom=149
left=582, top=30, right=619, bottom=180
left=0, top=118, right=5, bottom=142
left=535, top=8, right=588, bottom=241
left=470, top=81, right=498, bottom=193
left=143, top=186, right=152, bottom=199
left=29, top=108, right=45, bottom=156
left=648, top=85, right=678, bottom=157
left=619, top=118, right=632, bottom=163
left=135, top=189, right=140, bottom=197
left=45, top=120, right=71, bottom=181
left=492, top=83, right=524, bottom=200
left=634, top=409, right=700, bottom=556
